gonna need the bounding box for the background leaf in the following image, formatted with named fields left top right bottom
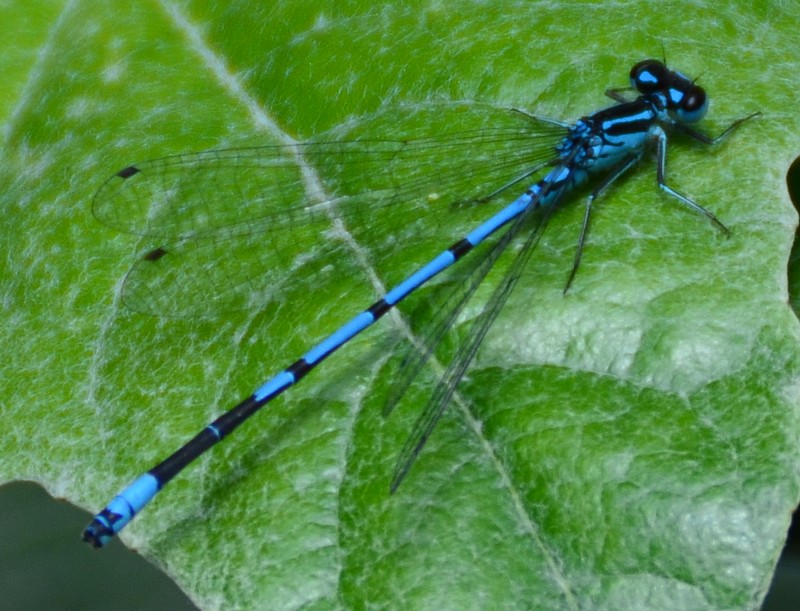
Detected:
left=1, top=1, right=799, bottom=609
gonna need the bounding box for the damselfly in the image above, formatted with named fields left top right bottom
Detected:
left=83, top=60, right=758, bottom=547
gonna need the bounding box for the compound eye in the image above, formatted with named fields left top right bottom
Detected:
left=677, top=87, right=708, bottom=122
left=630, top=59, right=667, bottom=93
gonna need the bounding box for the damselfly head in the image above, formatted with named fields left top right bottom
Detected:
left=630, top=59, right=709, bottom=124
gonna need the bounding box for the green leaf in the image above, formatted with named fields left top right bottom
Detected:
left=2, top=1, right=799, bottom=609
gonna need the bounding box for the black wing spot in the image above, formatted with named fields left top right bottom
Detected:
left=116, top=165, right=141, bottom=179
left=144, top=247, right=168, bottom=262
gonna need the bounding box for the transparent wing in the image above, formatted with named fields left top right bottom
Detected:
left=92, top=104, right=567, bottom=316
left=389, top=181, right=569, bottom=492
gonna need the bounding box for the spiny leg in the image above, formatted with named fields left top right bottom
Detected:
left=563, top=154, right=642, bottom=293
left=653, top=125, right=730, bottom=235
left=604, top=87, right=633, bottom=103
left=475, top=159, right=554, bottom=204
left=510, top=107, right=571, bottom=128
left=679, top=111, right=761, bottom=145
